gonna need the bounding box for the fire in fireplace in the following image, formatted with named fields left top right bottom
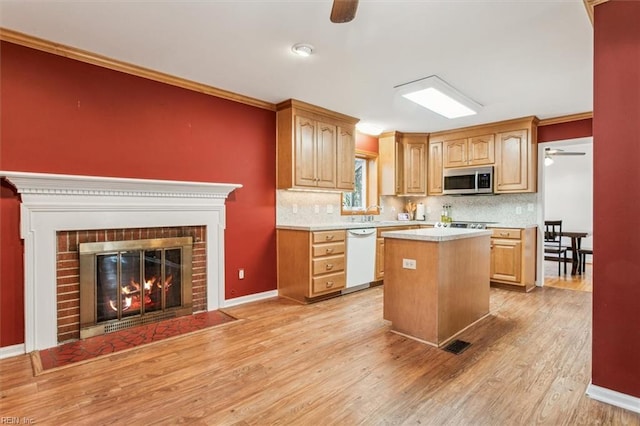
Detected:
left=79, top=237, right=193, bottom=338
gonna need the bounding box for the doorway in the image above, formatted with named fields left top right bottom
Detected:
left=537, top=137, right=593, bottom=291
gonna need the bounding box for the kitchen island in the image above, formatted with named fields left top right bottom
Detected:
left=381, top=227, right=492, bottom=347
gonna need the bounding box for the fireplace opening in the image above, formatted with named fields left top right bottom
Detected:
left=79, top=237, right=193, bottom=338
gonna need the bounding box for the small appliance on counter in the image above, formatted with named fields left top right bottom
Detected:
left=415, top=203, right=425, bottom=221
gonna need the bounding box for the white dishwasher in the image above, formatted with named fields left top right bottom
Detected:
left=345, top=228, right=377, bottom=292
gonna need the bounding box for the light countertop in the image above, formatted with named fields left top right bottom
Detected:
left=276, top=221, right=536, bottom=232
left=381, top=227, right=493, bottom=242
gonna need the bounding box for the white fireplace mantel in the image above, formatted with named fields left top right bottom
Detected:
left=1, top=171, right=242, bottom=352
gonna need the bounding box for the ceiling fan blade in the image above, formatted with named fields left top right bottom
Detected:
left=330, top=0, right=359, bottom=23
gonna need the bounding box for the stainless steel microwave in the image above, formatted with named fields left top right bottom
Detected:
left=443, top=166, right=493, bottom=195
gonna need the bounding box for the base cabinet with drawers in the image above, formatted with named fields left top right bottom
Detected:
left=277, top=229, right=346, bottom=303
left=490, top=227, right=537, bottom=291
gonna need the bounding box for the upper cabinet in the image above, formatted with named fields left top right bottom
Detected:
left=428, top=141, right=443, bottom=195
left=430, top=116, right=539, bottom=194
left=277, top=99, right=359, bottom=190
left=443, top=134, right=494, bottom=168
left=495, top=129, right=531, bottom=193
left=379, top=132, right=428, bottom=196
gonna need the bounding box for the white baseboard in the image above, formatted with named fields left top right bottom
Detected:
left=0, top=344, right=26, bottom=360
left=587, top=383, right=640, bottom=414
left=222, top=290, right=278, bottom=308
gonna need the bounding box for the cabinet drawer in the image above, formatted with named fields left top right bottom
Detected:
left=312, top=272, right=345, bottom=294
left=312, top=241, right=345, bottom=257
left=312, top=255, right=345, bottom=275
left=313, top=230, right=345, bottom=243
left=491, top=228, right=522, bottom=239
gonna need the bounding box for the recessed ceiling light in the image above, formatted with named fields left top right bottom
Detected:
left=291, top=43, right=314, bottom=57
left=356, top=122, right=384, bottom=136
left=395, top=75, right=482, bottom=119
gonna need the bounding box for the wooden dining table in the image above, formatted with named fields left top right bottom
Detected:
left=561, top=231, right=590, bottom=275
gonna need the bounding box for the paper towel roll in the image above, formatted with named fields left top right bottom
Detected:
left=416, top=203, right=425, bottom=221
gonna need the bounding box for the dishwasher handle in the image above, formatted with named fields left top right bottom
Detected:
left=348, top=228, right=377, bottom=236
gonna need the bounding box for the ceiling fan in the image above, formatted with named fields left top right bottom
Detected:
left=330, top=0, right=359, bottom=23
left=545, top=147, right=586, bottom=156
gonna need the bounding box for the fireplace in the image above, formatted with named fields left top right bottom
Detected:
left=0, top=171, right=241, bottom=352
left=79, top=237, right=194, bottom=338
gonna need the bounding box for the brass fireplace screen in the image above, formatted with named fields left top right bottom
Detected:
left=79, top=237, right=193, bottom=338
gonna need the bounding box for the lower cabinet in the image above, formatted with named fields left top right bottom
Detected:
left=375, top=225, right=419, bottom=281
left=490, top=227, right=536, bottom=291
left=277, top=229, right=346, bottom=303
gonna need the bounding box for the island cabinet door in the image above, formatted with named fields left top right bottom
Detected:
left=490, top=239, right=522, bottom=283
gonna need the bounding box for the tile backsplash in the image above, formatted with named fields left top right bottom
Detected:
left=277, top=190, right=538, bottom=226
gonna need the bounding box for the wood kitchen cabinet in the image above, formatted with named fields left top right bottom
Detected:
left=378, top=132, right=428, bottom=196
left=428, top=141, right=443, bottom=195
left=443, top=134, right=495, bottom=168
left=490, top=227, right=537, bottom=292
left=495, top=128, right=536, bottom=193
left=277, top=229, right=346, bottom=303
left=375, top=225, right=419, bottom=281
left=277, top=99, right=359, bottom=190
left=429, top=116, right=539, bottom=194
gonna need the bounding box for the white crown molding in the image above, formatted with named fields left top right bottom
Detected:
left=587, top=383, right=640, bottom=414
left=1, top=170, right=241, bottom=199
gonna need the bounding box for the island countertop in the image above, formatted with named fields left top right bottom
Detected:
left=381, top=227, right=493, bottom=242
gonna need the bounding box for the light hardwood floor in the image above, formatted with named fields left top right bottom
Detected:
left=544, top=260, right=593, bottom=292
left=1, top=285, right=638, bottom=425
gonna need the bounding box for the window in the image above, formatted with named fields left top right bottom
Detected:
left=342, top=151, right=379, bottom=215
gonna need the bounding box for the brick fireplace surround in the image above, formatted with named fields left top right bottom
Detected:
left=56, top=225, right=207, bottom=343
left=1, top=171, right=241, bottom=352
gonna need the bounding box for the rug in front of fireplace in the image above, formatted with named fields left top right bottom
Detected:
left=31, top=310, right=237, bottom=375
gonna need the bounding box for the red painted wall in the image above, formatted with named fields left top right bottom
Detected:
left=355, top=132, right=379, bottom=153
left=593, top=0, right=640, bottom=398
left=0, top=42, right=277, bottom=347
left=538, top=118, right=593, bottom=143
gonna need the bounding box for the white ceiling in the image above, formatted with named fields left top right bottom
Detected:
left=0, top=0, right=593, bottom=133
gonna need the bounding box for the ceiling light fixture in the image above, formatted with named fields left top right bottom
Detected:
left=395, top=75, right=482, bottom=119
left=356, top=122, right=384, bottom=136
left=291, top=43, right=314, bottom=57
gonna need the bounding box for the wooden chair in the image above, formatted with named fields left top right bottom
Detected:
left=579, top=248, right=593, bottom=273
left=544, top=220, right=568, bottom=275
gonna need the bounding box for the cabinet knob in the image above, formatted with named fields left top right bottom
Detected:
left=326, top=248, right=334, bottom=254
left=325, top=235, right=334, bottom=240
left=326, top=281, right=334, bottom=288
left=500, top=232, right=509, bottom=236
left=326, top=264, right=333, bottom=270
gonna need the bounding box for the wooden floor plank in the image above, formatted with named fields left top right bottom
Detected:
left=1, top=284, right=638, bottom=425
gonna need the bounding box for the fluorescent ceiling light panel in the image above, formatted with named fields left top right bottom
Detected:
left=396, top=75, right=482, bottom=119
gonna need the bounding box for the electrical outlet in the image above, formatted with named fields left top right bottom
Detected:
left=516, top=206, right=523, bottom=215
left=527, top=203, right=534, bottom=212
left=238, top=268, right=245, bottom=280
left=292, top=204, right=298, bottom=214
left=402, top=258, right=417, bottom=269
left=326, top=204, right=333, bottom=214
left=426, top=206, right=431, bottom=214
left=314, top=204, right=320, bottom=214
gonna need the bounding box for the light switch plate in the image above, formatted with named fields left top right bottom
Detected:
left=326, top=204, right=333, bottom=214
